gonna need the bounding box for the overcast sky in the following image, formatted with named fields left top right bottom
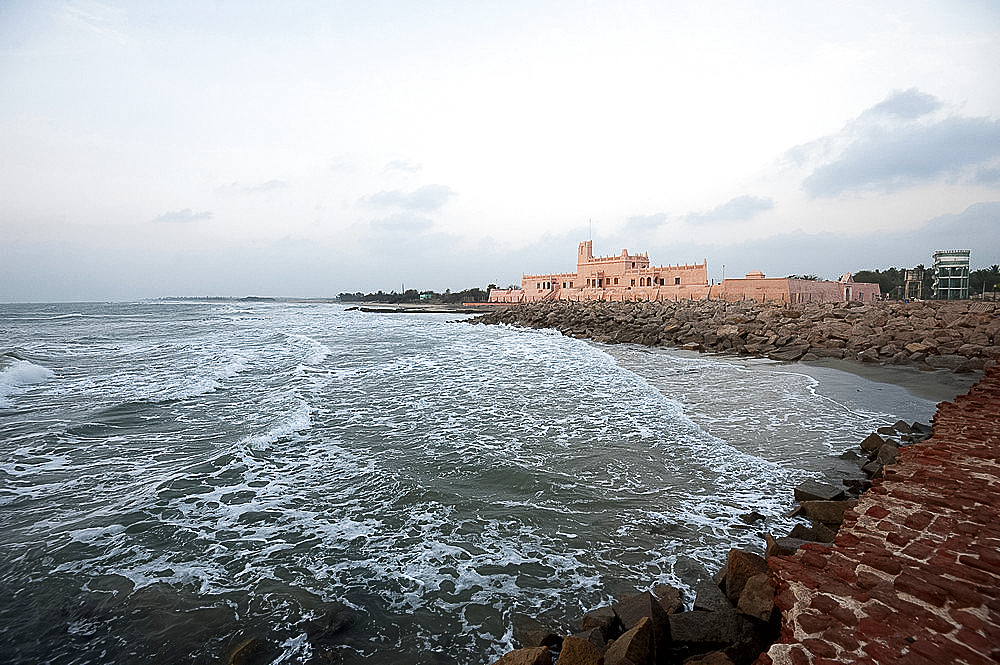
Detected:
left=2, top=0, right=999, bottom=301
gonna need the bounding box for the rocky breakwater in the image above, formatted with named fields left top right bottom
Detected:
left=467, top=300, right=1000, bottom=372
left=488, top=418, right=928, bottom=665
left=491, top=557, right=781, bottom=665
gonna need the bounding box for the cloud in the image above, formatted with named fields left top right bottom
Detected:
left=369, top=212, right=435, bottom=234
left=216, top=180, right=288, bottom=194
left=151, top=209, right=212, bottom=223
left=366, top=184, right=457, bottom=212
left=796, top=90, right=1000, bottom=198
left=384, top=159, right=422, bottom=173
left=859, top=88, right=941, bottom=121
left=624, top=213, right=668, bottom=231
left=685, top=195, right=775, bottom=224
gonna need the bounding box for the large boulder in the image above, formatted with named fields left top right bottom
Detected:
left=767, top=344, right=810, bottom=362
left=614, top=591, right=671, bottom=650
left=668, top=611, right=739, bottom=658
left=652, top=583, right=684, bottom=615
left=603, top=616, right=655, bottom=665
left=581, top=605, right=622, bottom=641
left=798, top=500, right=858, bottom=526
left=859, top=432, right=884, bottom=452
left=735, top=573, right=775, bottom=621
left=722, top=549, right=768, bottom=604
left=793, top=479, right=845, bottom=502
left=492, top=646, right=552, bottom=665
left=555, top=635, right=604, bottom=665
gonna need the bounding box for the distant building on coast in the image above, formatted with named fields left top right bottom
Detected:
left=487, top=240, right=880, bottom=305
left=932, top=250, right=970, bottom=300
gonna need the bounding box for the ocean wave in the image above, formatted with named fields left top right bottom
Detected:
left=0, top=359, right=56, bottom=407
left=240, top=400, right=313, bottom=450
left=282, top=333, right=331, bottom=366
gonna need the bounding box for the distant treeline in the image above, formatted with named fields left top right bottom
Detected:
left=338, top=286, right=501, bottom=304
left=852, top=265, right=1000, bottom=298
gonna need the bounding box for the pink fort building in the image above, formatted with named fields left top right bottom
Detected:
left=488, top=240, right=880, bottom=304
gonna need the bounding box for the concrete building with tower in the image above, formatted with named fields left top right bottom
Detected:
left=488, top=240, right=879, bottom=305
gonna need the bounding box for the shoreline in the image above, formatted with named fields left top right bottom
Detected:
left=481, top=301, right=994, bottom=664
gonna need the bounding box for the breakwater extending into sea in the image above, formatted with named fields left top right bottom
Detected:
left=467, top=299, right=999, bottom=373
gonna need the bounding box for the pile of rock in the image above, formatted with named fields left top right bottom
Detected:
left=467, top=300, right=1000, bottom=372
left=493, top=555, right=779, bottom=665
left=491, top=420, right=933, bottom=665
left=765, top=419, right=930, bottom=558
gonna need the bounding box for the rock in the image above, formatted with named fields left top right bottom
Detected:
left=793, top=479, right=845, bottom=502
left=925, top=354, right=967, bottom=370
left=492, top=647, right=552, bottom=665
left=765, top=534, right=829, bottom=557
left=956, top=357, right=985, bottom=373
left=555, top=635, right=604, bottom=665
left=788, top=522, right=837, bottom=543
left=226, top=638, right=269, bottom=665
left=722, top=549, right=768, bottom=604
left=798, top=500, right=858, bottom=526
left=736, top=573, right=775, bottom=621
left=604, top=616, right=655, bottom=665
left=767, top=344, right=810, bottom=362
left=876, top=442, right=899, bottom=466
left=693, top=579, right=734, bottom=614
left=859, top=347, right=880, bottom=363
left=582, top=605, right=622, bottom=641
left=614, top=590, right=671, bottom=649
left=861, top=460, right=883, bottom=478
left=668, top=611, right=738, bottom=655
left=859, top=432, right=884, bottom=452
left=571, top=628, right=606, bottom=652
left=653, top=583, right=684, bottom=615
left=892, top=420, right=912, bottom=434
left=684, top=651, right=735, bottom=665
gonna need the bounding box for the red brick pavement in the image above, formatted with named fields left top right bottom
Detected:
left=759, top=366, right=1000, bottom=665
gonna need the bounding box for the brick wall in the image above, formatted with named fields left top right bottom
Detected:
left=760, top=367, right=1000, bottom=665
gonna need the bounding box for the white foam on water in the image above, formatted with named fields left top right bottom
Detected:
left=283, top=333, right=331, bottom=366
left=240, top=400, right=313, bottom=450
left=0, top=360, right=56, bottom=407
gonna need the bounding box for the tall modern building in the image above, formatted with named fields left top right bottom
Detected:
left=932, top=250, right=970, bottom=300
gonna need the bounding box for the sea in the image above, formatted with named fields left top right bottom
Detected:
left=0, top=301, right=946, bottom=664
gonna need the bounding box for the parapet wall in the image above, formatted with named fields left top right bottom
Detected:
left=760, top=366, right=1000, bottom=664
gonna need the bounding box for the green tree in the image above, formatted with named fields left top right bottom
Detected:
left=852, top=268, right=905, bottom=298
left=970, top=264, right=1000, bottom=295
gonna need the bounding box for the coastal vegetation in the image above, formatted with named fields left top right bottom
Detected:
left=337, top=286, right=501, bottom=304
left=852, top=264, right=1000, bottom=298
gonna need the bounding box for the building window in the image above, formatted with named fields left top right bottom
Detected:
left=537, top=283, right=540, bottom=289
left=631, top=279, right=635, bottom=286
left=675, top=277, right=680, bottom=285
left=614, top=278, right=619, bottom=285
left=569, top=281, right=573, bottom=287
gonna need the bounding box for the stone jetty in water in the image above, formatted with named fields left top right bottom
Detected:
left=467, top=299, right=999, bottom=373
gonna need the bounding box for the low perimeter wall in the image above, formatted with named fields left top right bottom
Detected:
left=760, top=366, right=1000, bottom=664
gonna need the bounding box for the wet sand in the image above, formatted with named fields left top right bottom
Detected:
left=800, top=358, right=981, bottom=404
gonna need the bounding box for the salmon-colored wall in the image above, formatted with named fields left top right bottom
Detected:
left=487, top=244, right=881, bottom=304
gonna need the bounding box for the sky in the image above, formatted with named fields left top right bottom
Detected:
left=1, top=0, right=999, bottom=301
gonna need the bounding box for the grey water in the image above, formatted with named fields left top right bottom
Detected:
left=0, top=301, right=941, bottom=664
